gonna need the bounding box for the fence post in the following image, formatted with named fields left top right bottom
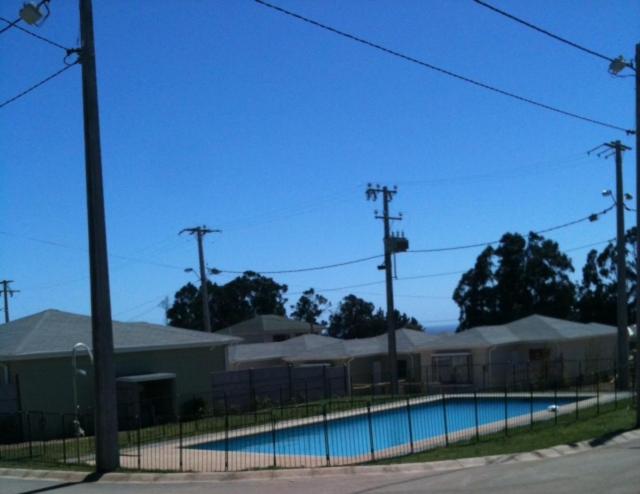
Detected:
left=406, top=398, right=414, bottom=454
left=136, top=414, right=141, bottom=471
left=482, top=365, right=487, bottom=390
left=61, top=415, right=66, bottom=464
left=288, top=364, right=293, bottom=403
left=224, top=412, right=229, bottom=472
left=249, top=368, right=256, bottom=412
left=425, top=365, right=429, bottom=395
left=322, top=365, right=328, bottom=400
left=529, top=383, right=534, bottom=430
left=40, top=413, right=46, bottom=458
left=511, top=363, right=516, bottom=390
left=441, top=391, right=449, bottom=447
left=473, top=389, right=480, bottom=443
left=504, top=386, right=508, bottom=436
left=26, top=413, right=33, bottom=459
left=177, top=415, right=183, bottom=472
left=596, top=372, right=600, bottom=416
left=343, top=363, right=349, bottom=397
left=271, top=410, right=277, bottom=468
left=322, top=403, right=331, bottom=466
left=554, top=382, right=558, bottom=426
left=575, top=376, right=579, bottom=421
left=366, top=402, right=375, bottom=461
left=304, top=380, right=309, bottom=410
left=614, top=363, right=618, bottom=409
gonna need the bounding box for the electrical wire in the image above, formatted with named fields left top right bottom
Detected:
left=0, top=60, right=79, bottom=110
left=219, top=254, right=384, bottom=275
left=253, top=0, right=633, bottom=135
left=0, top=15, right=70, bottom=51
left=0, top=17, right=20, bottom=35
left=409, top=205, right=615, bottom=253
left=472, top=0, right=616, bottom=64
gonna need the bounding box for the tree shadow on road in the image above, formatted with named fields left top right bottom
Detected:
left=16, top=472, right=103, bottom=494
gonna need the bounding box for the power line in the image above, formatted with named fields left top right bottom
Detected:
left=472, top=0, right=616, bottom=64
left=0, top=17, right=20, bottom=36
left=0, top=60, right=79, bottom=110
left=0, top=15, right=70, bottom=51
left=253, top=0, right=633, bottom=135
left=410, top=205, right=615, bottom=253
left=219, top=254, right=384, bottom=275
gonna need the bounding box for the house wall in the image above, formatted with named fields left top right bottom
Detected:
left=8, top=345, right=228, bottom=417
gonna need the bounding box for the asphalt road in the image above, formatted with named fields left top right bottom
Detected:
left=2, top=438, right=639, bottom=494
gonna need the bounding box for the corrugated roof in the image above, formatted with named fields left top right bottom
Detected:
left=228, top=334, right=339, bottom=365
left=0, top=309, right=240, bottom=361
left=215, top=315, right=322, bottom=337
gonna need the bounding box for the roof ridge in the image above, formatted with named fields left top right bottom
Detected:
left=14, top=310, right=58, bottom=355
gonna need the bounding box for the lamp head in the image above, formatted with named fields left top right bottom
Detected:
left=608, top=56, right=629, bottom=75
left=19, top=3, right=43, bottom=25
left=602, top=189, right=612, bottom=197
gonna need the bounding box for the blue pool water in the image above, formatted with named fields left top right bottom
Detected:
left=192, top=397, right=576, bottom=457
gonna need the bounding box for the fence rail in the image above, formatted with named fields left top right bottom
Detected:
left=0, top=362, right=636, bottom=472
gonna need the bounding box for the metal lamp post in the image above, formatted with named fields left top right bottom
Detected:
left=72, top=342, right=94, bottom=437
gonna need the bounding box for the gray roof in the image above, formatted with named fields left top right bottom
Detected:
left=285, top=316, right=616, bottom=363
left=285, top=328, right=433, bottom=363
left=0, top=309, right=240, bottom=361
left=227, top=334, right=339, bottom=365
left=216, top=315, right=322, bottom=337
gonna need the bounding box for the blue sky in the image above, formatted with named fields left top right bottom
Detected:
left=1, top=0, right=637, bottom=330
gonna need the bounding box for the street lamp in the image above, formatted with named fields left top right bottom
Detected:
left=71, top=342, right=94, bottom=437
left=19, top=1, right=50, bottom=26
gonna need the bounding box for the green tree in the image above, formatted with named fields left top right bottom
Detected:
left=577, top=227, right=636, bottom=324
left=453, top=232, right=576, bottom=331
left=453, top=246, right=497, bottom=330
left=290, top=288, right=330, bottom=325
left=167, top=271, right=288, bottom=331
left=328, top=294, right=423, bottom=339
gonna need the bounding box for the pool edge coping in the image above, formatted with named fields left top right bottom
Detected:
left=1, top=427, right=639, bottom=484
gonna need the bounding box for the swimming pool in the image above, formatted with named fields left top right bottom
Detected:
left=191, top=396, right=577, bottom=458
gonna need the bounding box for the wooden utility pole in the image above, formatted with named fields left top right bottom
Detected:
left=634, top=42, right=640, bottom=426
left=0, top=280, right=19, bottom=323
left=607, top=140, right=632, bottom=390
left=180, top=226, right=220, bottom=333
left=366, top=185, right=409, bottom=395
left=79, top=0, right=119, bottom=472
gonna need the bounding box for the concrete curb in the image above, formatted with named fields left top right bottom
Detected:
left=1, top=428, right=639, bottom=484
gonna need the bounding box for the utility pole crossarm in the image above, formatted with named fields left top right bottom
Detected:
left=0, top=280, right=19, bottom=324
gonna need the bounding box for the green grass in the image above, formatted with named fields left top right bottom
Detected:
left=375, top=400, right=637, bottom=464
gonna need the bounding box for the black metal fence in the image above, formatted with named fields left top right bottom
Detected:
left=0, top=360, right=635, bottom=472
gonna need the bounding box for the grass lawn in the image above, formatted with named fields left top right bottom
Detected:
left=375, top=400, right=637, bottom=464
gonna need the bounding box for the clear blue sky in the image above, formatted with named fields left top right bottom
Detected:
left=1, top=1, right=637, bottom=330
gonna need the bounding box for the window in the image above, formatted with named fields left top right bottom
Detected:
left=431, top=353, right=472, bottom=384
